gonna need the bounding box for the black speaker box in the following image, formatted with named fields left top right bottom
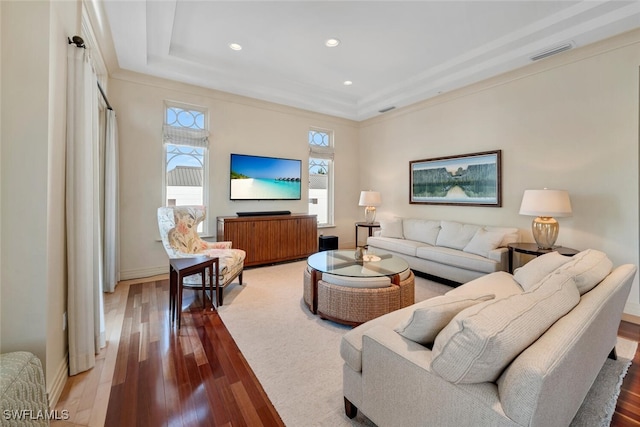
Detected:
left=319, top=235, right=338, bottom=252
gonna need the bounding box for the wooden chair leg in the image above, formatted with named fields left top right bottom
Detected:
left=217, top=282, right=224, bottom=307
left=344, top=397, right=358, bottom=419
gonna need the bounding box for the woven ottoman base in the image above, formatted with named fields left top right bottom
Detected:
left=316, top=270, right=415, bottom=326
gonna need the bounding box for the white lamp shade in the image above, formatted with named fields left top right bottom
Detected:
left=359, top=191, right=381, bottom=207
left=519, top=189, right=572, bottom=217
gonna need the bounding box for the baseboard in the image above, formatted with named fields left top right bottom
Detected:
left=118, top=273, right=168, bottom=286
left=119, top=266, right=167, bottom=281
left=622, top=302, right=640, bottom=325
left=624, top=301, right=640, bottom=316
left=47, top=353, right=68, bottom=409
left=622, top=313, right=640, bottom=325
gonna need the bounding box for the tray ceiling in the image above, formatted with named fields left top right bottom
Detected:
left=102, top=1, right=640, bottom=121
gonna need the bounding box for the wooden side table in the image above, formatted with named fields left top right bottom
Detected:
left=169, top=256, right=219, bottom=328
left=507, top=243, right=579, bottom=274
left=355, top=222, right=380, bottom=247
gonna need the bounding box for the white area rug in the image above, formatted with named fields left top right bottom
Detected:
left=217, top=261, right=635, bottom=427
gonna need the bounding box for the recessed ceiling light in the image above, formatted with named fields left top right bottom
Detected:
left=325, top=38, right=340, bottom=47
left=229, top=43, right=242, bottom=51
left=343, top=80, right=353, bottom=86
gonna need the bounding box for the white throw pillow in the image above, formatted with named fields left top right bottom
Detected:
left=394, top=293, right=494, bottom=345
left=485, top=226, right=519, bottom=247
left=552, top=249, right=613, bottom=295
left=514, top=251, right=573, bottom=291
left=379, top=217, right=404, bottom=239
left=436, top=221, right=480, bottom=250
left=402, top=219, right=441, bottom=245
left=463, top=229, right=505, bottom=258
left=431, top=271, right=580, bottom=384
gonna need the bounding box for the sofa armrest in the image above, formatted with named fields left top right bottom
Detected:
left=359, top=326, right=510, bottom=427
left=488, top=247, right=508, bottom=270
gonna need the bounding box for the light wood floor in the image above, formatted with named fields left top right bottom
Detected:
left=51, top=274, right=640, bottom=426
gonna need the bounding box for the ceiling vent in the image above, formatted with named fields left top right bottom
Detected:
left=530, top=42, right=575, bottom=62
left=378, top=106, right=396, bottom=113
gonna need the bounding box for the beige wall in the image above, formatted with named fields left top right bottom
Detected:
left=114, top=29, right=640, bottom=315
left=0, top=0, right=74, bottom=401
left=111, top=72, right=360, bottom=280
left=359, top=29, right=640, bottom=315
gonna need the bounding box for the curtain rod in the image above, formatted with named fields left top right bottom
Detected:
left=68, top=35, right=113, bottom=111
left=97, top=81, right=113, bottom=111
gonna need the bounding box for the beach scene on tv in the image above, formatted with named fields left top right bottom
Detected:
left=230, top=154, right=301, bottom=200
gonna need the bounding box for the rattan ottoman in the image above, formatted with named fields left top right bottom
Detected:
left=305, top=268, right=415, bottom=326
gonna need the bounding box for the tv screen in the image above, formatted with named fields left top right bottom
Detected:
left=230, top=153, right=302, bottom=201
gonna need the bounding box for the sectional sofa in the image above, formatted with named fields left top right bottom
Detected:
left=340, top=249, right=636, bottom=426
left=366, top=218, right=519, bottom=283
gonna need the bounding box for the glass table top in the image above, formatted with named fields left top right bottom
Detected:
left=307, top=249, right=409, bottom=278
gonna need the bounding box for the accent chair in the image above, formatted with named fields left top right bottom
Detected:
left=157, top=205, right=246, bottom=306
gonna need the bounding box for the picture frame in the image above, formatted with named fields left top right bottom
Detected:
left=409, top=150, right=502, bottom=206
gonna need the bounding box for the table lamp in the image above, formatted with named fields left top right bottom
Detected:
left=359, top=191, right=381, bottom=224
left=519, top=189, right=572, bottom=249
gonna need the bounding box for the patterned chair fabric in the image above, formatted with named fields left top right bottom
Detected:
left=157, top=205, right=246, bottom=305
left=0, top=351, right=49, bottom=427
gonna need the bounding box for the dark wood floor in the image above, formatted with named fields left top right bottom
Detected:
left=105, top=278, right=640, bottom=426
left=104, top=279, right=283, bottom=427
left=613, top=321, right=640, bottom=426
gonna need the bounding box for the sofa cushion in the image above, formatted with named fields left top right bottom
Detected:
left=485, top=226, right=519, bottom=247
left=431, top=271, right=580, bottom=384
left=514, top=251, right=573, bottom=291
left=394, top=293, right=494, bottom=345
left=552, top=249, right=613, bottom=295
left=367, top=236, right=425, bottom=257
left=402, top=219, right=441, bottom=246
left=416, top=246, right=501, bottom=274
left=436, top=221, right=481, bottom=250
left=322, top=273, right=391, bottom=289
left=446, top=271, right=524, bottom=300
left=379, top=217, right=404, bottom=238
left=463, top=228, right=506, bottom=258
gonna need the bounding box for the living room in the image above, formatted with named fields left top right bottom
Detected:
left=1, top=0, right=640, bottom=425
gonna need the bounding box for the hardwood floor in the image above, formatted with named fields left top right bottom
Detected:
left=613, top=321, right=640, bottom=426
left=53, top=275, right=640, bottom=426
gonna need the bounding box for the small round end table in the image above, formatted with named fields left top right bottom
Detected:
left=507, top=242, right=579, bottom=274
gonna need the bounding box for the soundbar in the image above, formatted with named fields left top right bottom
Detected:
left=236, top=210, right=291, bottom=217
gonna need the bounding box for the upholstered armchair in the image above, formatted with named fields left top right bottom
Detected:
left=158, top=205, right=246, bottom=306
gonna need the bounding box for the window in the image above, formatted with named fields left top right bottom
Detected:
left=308, top=129, right=334, bottom=226
left=163, top=103, right=209, bottom=231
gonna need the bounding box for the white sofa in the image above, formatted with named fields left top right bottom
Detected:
left=340, top=249, right=637, bottom=427
left=366, top=218, right=519, bottom=284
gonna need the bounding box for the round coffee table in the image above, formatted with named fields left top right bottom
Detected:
left=304, top=250, right=414, bottom=325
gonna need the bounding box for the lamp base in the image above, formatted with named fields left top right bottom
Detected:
left=531, top=216, right=559, bottom=249
left=364, top=206, right=376, bottom=224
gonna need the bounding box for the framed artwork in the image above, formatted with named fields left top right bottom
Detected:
left=409, top=150, right=501, bottom=206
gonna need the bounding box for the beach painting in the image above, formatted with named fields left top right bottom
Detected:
left=409, top=150, right=501, bottom=206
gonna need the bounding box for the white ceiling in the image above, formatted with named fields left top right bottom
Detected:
left=102, top=1, right=640, bottom=121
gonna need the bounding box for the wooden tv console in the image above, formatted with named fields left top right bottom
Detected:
left=217, top=213, right=318, bottom=267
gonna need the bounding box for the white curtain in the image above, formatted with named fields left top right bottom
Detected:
left=66, top=45, right=106, bottom=376
left=104, top=109, right=120, bottom=293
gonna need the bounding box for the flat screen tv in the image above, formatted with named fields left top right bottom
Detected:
left=230, top=153, right=302, bottom=201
